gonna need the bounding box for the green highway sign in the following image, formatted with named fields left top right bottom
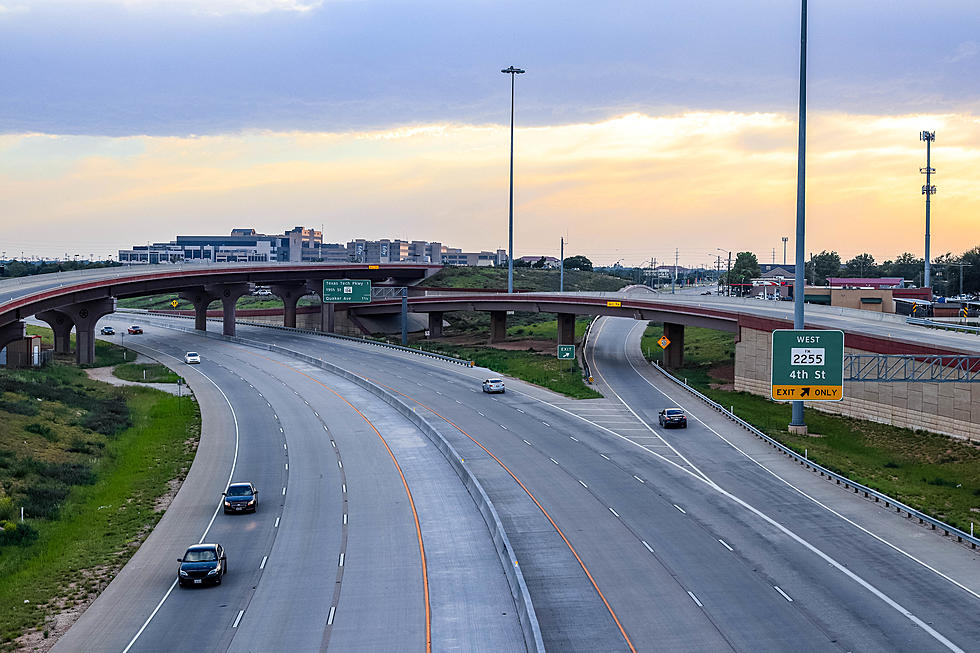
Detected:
left=771, top=329, right=844, bottom=401
left=557, top=345, right=576, bottom=360
left=322, top=279, right=372, bottom=303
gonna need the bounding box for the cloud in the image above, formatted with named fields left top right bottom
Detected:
left=947, top=41, right=978, bottom=63
left=2, top=110, right=979, bottom=266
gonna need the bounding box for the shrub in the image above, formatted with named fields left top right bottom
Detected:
left=0, top=520, right=39, bottom=546
left=81, top=395, right=131, bottom=436
left=24, top=423, right=56, bottom=441
left=0, top=496, right=15, bottom=521
left=23, top=483, right=69, bottom=520
left=0, top=398, right=40, bottom=416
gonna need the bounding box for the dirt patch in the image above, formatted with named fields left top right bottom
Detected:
left=427, top=336, right=560, bottom=354
left=709, top=362, right=734, bottom=383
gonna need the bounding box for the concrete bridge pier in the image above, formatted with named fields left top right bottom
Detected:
left=0, top=321, right=27, bottom=352
left=208, top=284, right=250, bottom=337
left=427, top=312, right=444, bottom=339
left=60, top=298, right=116, bottom=365
left=557, top=313, right=575, bottom=345
left=35, top=310, right=74, bottom=354
left=489, top=311, right=507, bottom=344
left=270, top=283, right=308, bottom=329
left=178, top=288, right=218, bottom=331
left=663, top=322, right=685, bottom=369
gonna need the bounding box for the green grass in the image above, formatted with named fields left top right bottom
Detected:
left=415, top=342, right=601, bottom=399
left=0, top=365, right=200, bottom=647
left=642, top=323, right=980, bottom=531
left=507, top=317, right=592, bottom=340
left=113, top=363, right=182, bottom=384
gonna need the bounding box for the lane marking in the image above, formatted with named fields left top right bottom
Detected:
left=633, top=475, right=645, bottom=483
left=516, top=408, right=525, bottom=414
left=688, top=591, right=703, bottom=608
left=338, top=460, right=343, bottom=469
left=327, top=606, right=336, bottom=625
left=523, top=439, right=532, bottom=445
left=282, top=487, right=286, bottom=495
left=285, top=463, right=288, bottom=471
left=600, top=453, right=610, bottom=460
left=549, top=458, right=559, bottom=465
left=122, top=363, right=241, bottom=653
left=642, top=541, right=654, bottom=553
left=274, top=516, right=280, bottom=528
left=569, top=436, right=578, bottom=442
left=343, top=513, right=348, bottom=525
left=260, top=556, right=267, bottom=570
left=673, top=504, right=686, bottom=514
left=339, top=553, right=345, bottom=567
left=719, top=539, right=734, bottom=552
left=609, top=507, right=620, bottom=518
left=774, top=586, right=793, bottom=602
left=542, top=422, right=550, bottom=427
left=342, top=484, right=347, bottom=494
left=233, top=610, right=244, bottom=628
left=579, top=480, right=589, bottom=488
left=500, top=424, right=509, bottom=430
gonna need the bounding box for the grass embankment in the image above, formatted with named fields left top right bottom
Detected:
left=0, top=350, right=199, bottom=647
left=642, top=324, right=980, bottom=531
left=416, top=342, right=601, bottom=399
left=113, top=363, right=182, bottom=384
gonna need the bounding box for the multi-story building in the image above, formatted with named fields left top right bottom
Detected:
left=120, top=229, right=505, bottom=267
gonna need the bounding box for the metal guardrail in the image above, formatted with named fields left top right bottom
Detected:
left=649, top=360, right=980, bottom=550
left=845, top=354, right=980, bottom=382
left=907, top=316, right=980, bottom=335
left=128, top=309, right=475, bottom=368
left=125, top=318, right=544, bottom=652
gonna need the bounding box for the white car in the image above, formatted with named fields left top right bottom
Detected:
left=482, top=378, right=505, bottom=394
left=184, top=352, right=201, bottom=364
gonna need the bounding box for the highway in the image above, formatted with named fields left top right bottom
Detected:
left=53, top=319, right=524, bottom=652
left=55, top=310, right=980, bottom=652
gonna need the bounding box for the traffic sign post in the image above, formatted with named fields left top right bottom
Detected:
left=771, top=330, right=844, bottom=401
left=322, top=279, right=372, bottom=303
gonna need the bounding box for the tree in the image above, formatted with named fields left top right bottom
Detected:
left=804, top=250, right=841, bottom=286
left=728, top=252, right=761, bottom=296
left=944, top=247, right=980, bottom=296
left=842, top=253, right=877, bottom=278
left=532, top=257, right=547, bottom=269
left=878, top=252, right=922, bottom=283
left=563, top=255, right=593, bottom=271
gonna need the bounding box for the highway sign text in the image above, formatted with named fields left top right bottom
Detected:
left=771, top=329, right=844, bottom=401
left=322, top=279, right=372, bottom=303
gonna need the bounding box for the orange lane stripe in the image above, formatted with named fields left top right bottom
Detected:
left=238, top=349, right=431, bottom=653
left=368, top=377, right=637, bottom=653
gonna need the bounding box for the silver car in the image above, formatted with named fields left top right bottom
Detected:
left=184, top=352, right=201, bottom=364
left=482, top=378, right=505, bottom=394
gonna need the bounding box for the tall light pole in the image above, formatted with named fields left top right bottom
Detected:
left=716, top=248, right=731, bottom=296
left=782, top=236, right=789, bottom=266
left=559, top=236, right=564, bottom=293
left=920, top=130, right=936, bottom=290
left=502, top=65, right=525, bottom=294
left=790, top=0, right=808, bottom=431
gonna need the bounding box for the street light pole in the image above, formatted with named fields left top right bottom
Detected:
left=920, top=130, right=936, bottom=290
left=502, top=65, right=525, bottom=294
left=790, top=0, right=808, bottom=431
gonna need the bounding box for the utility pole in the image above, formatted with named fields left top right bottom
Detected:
left=772, top=248, right=776, bottom=265
left=920, top=130, right=936, bottom=290
left=782, top=236, right=789, bottom=266
left=726, top=251, right=732, bottom=296
left=672, top=248, right=679, bottom=294
left=559, top=237, right=564, bottom=293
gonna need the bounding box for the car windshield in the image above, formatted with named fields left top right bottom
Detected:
left=665, top=409, right=683, bottom=416
left=187, top=353, right=198, bottom=357
left=226, top=485, right=253, bottom=496
left=184, top=548, right=217, bottom=562
left=131, top=326, right=140, bottom=329
left=488, top=379, right=502, bottom=384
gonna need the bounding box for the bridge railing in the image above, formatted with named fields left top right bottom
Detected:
left=907, top=316, right=980, bottom=335
left=649, top=360, right=980, bottom=550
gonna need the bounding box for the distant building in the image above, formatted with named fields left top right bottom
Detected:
left=827, top=277, right=904, bottom=289
left=517, top=255, right=560, bottom=269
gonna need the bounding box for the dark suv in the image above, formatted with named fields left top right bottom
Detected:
left=223, top=482, right=258, bottom=513
left=177, top=543, right=226, bottom=587
left=658, top=408, right=688, bottom=429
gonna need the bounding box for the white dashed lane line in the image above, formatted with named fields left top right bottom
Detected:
left=774, top=586, right=794, bottom=602
left=719, top=539, right=734, bottom=552
left=688, top=591, right=703, bottom=608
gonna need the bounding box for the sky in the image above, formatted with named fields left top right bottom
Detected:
left=1, top=0, right=978, bottom=268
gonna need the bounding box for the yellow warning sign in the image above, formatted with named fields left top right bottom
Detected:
left=606, top=300, right=622, bottom=307
left=771, top=385, right=843, bottom=401
left=658, top=336, right=671, bottom=349
left=368, top=265, right=380, bottom=269
left=171, top=300, right=179, bottom=308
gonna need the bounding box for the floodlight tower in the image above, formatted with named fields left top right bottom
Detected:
left=782, top=236, right=789, bottom=266
left=920, top=130, right=936, bottom=289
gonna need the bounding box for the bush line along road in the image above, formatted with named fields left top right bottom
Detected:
left=32, top=310, right=976, bottom=652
